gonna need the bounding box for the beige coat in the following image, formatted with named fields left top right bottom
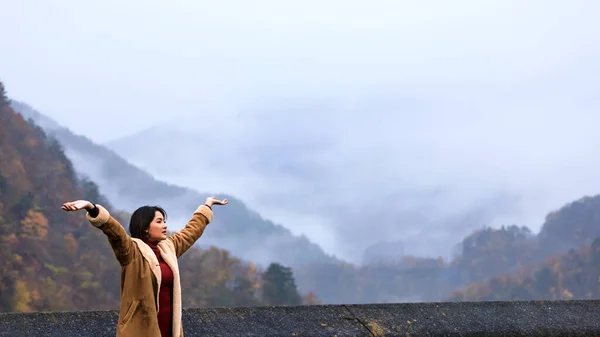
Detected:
left=86, top=204, right=213, bottom=337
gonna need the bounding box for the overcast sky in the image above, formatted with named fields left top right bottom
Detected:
left=2, top=0, right=600, bottom=262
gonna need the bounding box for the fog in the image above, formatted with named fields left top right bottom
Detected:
left=2, top=0, right=600, bottom=262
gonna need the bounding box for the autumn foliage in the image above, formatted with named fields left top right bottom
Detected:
left=295, top=215, right=600, bottom=304
left=0, top=101, right=121, bottom=312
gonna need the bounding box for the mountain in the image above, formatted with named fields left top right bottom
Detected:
left=10, top=101, right=340, bottom=272
left=101, top=105, right=528, bottom=264
left=448, top=236, right=600, bottom=302
left=293, top=195, right=600, bottom=304
left=0, top=98, right=121, bottom=312
left=1, top=87, right=308, bottom=312
left=10, top=98, right=600, bottom=306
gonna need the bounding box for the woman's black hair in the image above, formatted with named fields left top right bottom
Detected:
left=129, top=205, right=167, bottom=240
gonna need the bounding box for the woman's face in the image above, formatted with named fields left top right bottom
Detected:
left=147, top=211, right=167, bottom=242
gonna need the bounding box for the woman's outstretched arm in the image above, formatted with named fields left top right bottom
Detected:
left=62, top=200, right=136, bottom=266
left=169, top=196, right=228, bottom=258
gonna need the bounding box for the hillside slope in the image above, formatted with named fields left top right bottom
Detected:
left=447, top=195, right=600, bottom=301
left=293, top=195, right=600, bottom=304
left=11, top=101, right=339, bottom=270
left=448, top=237, right=600, bottom=302
left=0, top=101, right=122, bottom=311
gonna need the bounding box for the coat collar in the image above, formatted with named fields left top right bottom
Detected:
left=131, top=238, right=182, bottom=337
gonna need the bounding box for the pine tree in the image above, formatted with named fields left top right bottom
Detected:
left=0, top=80, right=10, bottom=107
left=261, top=263, right=302, bottom=305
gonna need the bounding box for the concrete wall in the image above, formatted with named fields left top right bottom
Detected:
left=1, top=300, right=599, bottom=336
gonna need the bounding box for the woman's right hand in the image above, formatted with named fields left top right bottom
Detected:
left=61, top=200, right=94, bottom=212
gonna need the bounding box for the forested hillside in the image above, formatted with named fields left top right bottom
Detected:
left=448, top=196, right=600, bottom=301
left=0, top=85, right=120, bottom=311
left=449, top=237, right=600, bottom=301
left=295, top=197, right=600, bottom=304
left=0, top=81, right=309, bottom=312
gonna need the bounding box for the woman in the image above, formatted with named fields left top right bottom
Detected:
left=61, top=196, right=228, bottom=337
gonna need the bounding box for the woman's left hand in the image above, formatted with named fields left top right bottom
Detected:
left=205, top=196, right=228, bottom=207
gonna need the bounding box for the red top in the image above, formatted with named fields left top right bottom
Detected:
left=146, top=240, right=174, bottom=337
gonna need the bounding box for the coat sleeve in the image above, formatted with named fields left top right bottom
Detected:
left=168, top=204, right=213, bottom=258
left=86, top=204, right=136, bottom=266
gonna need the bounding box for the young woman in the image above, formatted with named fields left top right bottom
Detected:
left=61, top=196, right=228, bottom=337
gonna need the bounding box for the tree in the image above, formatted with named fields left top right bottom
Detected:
left=261, top=263, right=302, bottom=306
left=302, top=291, right=322, bottom=305
left=20, top=209, right=49, bottom=240
left=0, top=80, right=10, bottom=107
left=11, top=280, right=31, bottom=312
